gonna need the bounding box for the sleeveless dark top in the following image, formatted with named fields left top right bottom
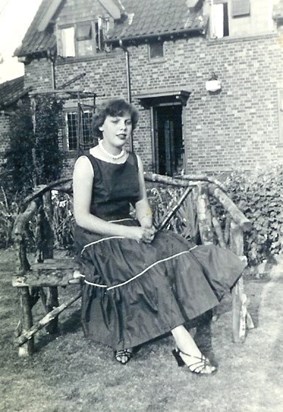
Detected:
left=85, top=152, right=140, bottom=221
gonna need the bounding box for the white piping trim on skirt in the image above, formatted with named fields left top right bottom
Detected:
left=84, top=249, right=196, bottom=291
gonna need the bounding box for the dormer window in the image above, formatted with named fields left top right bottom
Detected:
left=57, top=18, right=107, bottom=58
left=210, top=0, right=251, bottom=39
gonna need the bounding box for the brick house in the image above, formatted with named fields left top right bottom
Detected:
left=9, top=0, right=283, bottom=175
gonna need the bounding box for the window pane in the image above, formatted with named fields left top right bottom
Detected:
left=66, top=111, right=93, bottom=151
left=149, top=42, right=164, bottom=59
left=76, top=22, right=92, bottom=41
left=66, top=112, right=78, bottom=150
left=77, top=39, right=94, bottom=56
left=82, top=112, right=93, bottom=149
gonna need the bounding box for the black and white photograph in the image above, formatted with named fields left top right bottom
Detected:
left=0, top=1, right=283, bottom=411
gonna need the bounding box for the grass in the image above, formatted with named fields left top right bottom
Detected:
left=0, top=248, right=282, bottom=412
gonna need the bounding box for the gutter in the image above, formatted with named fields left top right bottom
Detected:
left=108, top=25, right=207, bottom=46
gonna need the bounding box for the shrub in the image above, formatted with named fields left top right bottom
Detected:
left=3, top=99, right=35, bottom=199
left=2, top=95, right=65, bottom=202
left=224, top=164, right=283, bottom=266
left=34, top=96, right=65, bottom=184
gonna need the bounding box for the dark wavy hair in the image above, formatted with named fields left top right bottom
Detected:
left=93, top=98, right=139, bottom=138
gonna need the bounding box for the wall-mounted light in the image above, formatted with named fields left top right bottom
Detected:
left=205, top=72, right=222, bottom=92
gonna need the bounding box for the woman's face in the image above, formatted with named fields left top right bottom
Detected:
left=99, top=113, right=132, bottom=149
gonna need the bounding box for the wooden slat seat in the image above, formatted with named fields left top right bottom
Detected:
left=12, top=257, right=80, bottom=287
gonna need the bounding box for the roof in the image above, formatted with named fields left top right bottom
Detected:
left=15, top=0, right=57, bottom=58
left=15, top=0, right=206, bottom=58
left=107, top=0, right=206, bottom=43
left=0, top=76, right=31, bottom=109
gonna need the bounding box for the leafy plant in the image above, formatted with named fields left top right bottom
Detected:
left=2, top=95, right=65, bottom=201
left=224, top=164, right=283, bottom=265
left=0, top=187, right=19, bottom=248
left=51, top=190, right=74, bottom=249
left=34, top=95, right=65, bottom=184
left=3, top=98, right=35, bottom=199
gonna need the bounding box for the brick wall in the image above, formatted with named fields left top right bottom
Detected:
left=0, top=111, right=11, bottom=165
left=127, top=32, right=283, bottom=173
left=24, top=58, right=53, bottom=90
left=22, top=1, right=283, bottom=174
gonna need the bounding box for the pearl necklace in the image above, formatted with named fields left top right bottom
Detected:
left=99, top=140, right=126, bottom=160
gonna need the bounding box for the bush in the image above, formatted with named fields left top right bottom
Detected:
left=3, top=99, right=35, bottom=199
left=224, top=164, right=283, bottom=266
left=2, top=95, right=65, bottom=202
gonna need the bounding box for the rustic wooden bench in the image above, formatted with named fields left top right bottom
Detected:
left=12, top=173, right=254, bottom=356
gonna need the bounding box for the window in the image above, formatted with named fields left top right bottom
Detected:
left=149, top=41, right=164, bottom=59
left=57, top=18, right=107, bottom=57
left=210, top=1, right=229, bottom=38
left=65, top=110, right=93, bottom=151
left=210, top=0, right=251, bottom=39
left=231, top=0, right=250, bottom=18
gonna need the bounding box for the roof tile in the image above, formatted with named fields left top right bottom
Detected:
left=0, top=76, right=31, bottom=108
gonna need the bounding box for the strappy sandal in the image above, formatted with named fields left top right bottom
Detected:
left=115, top=349, right=133, bottom=365
left=172, top=348, right=217, bottom=375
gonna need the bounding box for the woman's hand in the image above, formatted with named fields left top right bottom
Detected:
left=125, top=226, right=156, bottom=244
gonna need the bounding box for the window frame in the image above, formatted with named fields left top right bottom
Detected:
left=148, top=41, right=165, bottom=61
left=64, top=109, right=94, bottom=152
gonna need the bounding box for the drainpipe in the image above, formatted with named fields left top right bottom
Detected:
left=118, top=39, right=133, bottom=151
left=47, top=48, right=57, bottom=89
left=51, top=58, right=56, bottom=89
left=119, top=39, right=132, bottom=103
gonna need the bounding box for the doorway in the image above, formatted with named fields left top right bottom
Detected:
left=153, top=104, right=184, bottom=176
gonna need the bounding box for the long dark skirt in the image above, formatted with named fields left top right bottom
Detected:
left=75, top=220, right=245, bottom=351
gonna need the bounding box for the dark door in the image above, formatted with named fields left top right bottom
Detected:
left=153, top=105, right=183, bottom=176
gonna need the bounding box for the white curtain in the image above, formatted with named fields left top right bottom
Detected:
left=211, top=3, right=224, bottom=39
left=61, top=27, right=75, bottom=57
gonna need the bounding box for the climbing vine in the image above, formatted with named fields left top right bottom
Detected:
left=33, top=95, right=65, bottom=184
left=3, top=95, right=65, bottom=199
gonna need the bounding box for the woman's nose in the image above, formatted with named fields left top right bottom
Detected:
left=119, top=121, right=127, bottom=130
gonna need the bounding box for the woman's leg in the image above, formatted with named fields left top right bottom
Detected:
left=171, top=325, right=217, bottom=374
left=171, top=325, right=202, bottom=358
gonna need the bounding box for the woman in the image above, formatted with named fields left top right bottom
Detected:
left=73, top=98, right=245, bottom=375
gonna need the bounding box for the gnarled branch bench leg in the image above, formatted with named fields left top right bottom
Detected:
left=40, top=287, right=59, bottom=334
left=230, top=221, right=254, bottom=343
left=18, top=287, right=34, bottom=357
